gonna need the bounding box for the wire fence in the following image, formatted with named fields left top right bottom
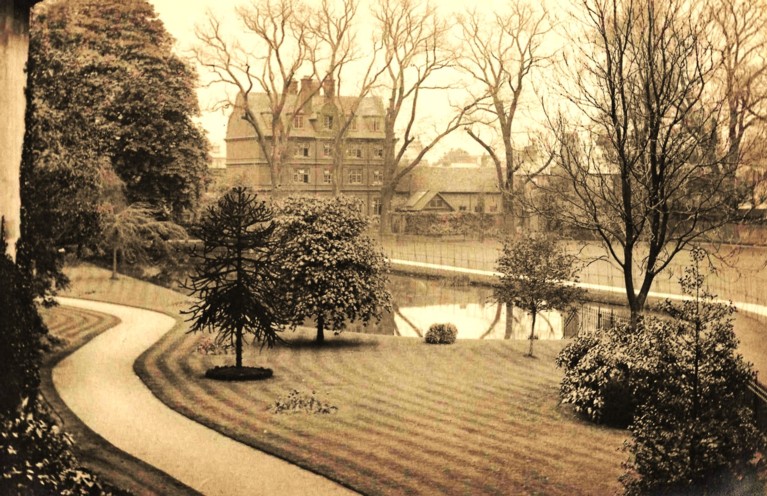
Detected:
left=378, top=235, right=767, bottom=323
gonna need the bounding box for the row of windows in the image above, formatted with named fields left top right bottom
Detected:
left=293, top=114, right=383, bottom=132
left=293, top=142, right=384, bottom=159
left=292, top=167, right=382, bottom=185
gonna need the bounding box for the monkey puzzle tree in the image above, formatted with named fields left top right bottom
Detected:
left=494, top=235, right=583, bottom=357
left=184, top=187, right=283, bottom=379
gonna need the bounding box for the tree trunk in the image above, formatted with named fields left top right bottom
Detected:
left=690, top=287, right=702, bottom=476
left=316, top=313, right=325, bottom=344
left=504, top=302, right=515, bottom=340
left=502, top=134, right=516, bottom=237
left=528, top=309, right=537, bottom=357
left=235, top=324, right=243, bottom=368
left=111, top=246, right=118, bottom=280
left=379, top=185, right=395, bottom=236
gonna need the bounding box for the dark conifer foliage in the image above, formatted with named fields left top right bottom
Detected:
left=184, top=187, right=283, bottom=369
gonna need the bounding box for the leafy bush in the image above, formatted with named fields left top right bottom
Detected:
left=556, top=324, right=643, bottom=426
left=559, top=248, right=765, bottom=493
left=621, top=251, right=763, bottom=495
left=393, top=212, right=499, bottom=237
left=271, top=390, right=338, bottom=415
left=424, top=323, right=458, bottom=344
left=0, top=240, right=47, bottom=417
left=0, top=399, right=112, bottom=495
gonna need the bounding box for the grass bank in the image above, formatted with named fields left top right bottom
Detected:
left=62, top=263, right=627, bottom=495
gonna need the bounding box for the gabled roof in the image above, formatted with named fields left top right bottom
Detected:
left=395, top=166, right=501, bottom=194
left=399, top=191, right=454, bottom=212
left=227, top=92, right=385, bottom=141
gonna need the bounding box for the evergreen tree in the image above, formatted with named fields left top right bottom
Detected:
left=184, top=188, right=283, bottom=375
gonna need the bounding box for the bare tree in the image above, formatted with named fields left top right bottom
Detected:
left=193, top=0, right=346, bottom=193
left=373, top=0, right=471, bottom=235
left=312, top=0, right=387, bottom=195
left=536, top=0, right=744, bottom=319
left=712, top=0, right=767, bottom=170
left=458, top=4, right=552, bottom=233
left=711, top=0, right=767, bottom=206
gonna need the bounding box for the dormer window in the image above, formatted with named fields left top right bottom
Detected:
left=293, top=114, right=304, bottom=129
left=323, top=115, right=334, bottom=130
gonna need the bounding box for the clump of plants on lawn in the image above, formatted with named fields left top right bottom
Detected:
left=424, top=323, right=458, bottom=344
left=271, top=390, right=338, bottom=415
left=183, top=187, right=284, bottom=381
left=195, top=335, right=233, bottom=356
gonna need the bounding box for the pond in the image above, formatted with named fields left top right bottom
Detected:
left=347, top=274, right=629, bottom=340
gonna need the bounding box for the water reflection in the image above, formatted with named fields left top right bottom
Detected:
left=349, top=274, right=583, bottom=340
left=393, top=302, right=565, bottom=340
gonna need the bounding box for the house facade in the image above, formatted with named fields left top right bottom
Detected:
left=223, top=77, right=386, bottom=216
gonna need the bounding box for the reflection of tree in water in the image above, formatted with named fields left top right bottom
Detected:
left=481, top=302, right=504, bottom=340
left=392, top=303, right=422, bottom=337
left=342, top=275, right=624, bottom=340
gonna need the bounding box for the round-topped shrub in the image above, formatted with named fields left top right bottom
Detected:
left=424, top=323, right=458, bottom=344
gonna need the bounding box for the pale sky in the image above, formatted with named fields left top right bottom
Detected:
left=146, top=0, right=564, bottom=159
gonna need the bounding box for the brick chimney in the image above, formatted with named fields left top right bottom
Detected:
left=285, top=79, right=298, bottom=95
left=300, top=76, right=318, bottom=99
left=322, top=77, right=335, bottom=98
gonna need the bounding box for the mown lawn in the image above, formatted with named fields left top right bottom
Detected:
left=62, top=263, right=628, bottom=495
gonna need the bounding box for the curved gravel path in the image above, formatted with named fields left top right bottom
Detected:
left=52, top=297, right=356, bottom=496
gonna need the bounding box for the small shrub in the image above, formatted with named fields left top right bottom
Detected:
left=424, top=323, right=458, bottom=344
left=271, top=390, right=338, bottom=415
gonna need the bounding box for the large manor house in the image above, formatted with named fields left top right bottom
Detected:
left=221, top=77, right=503, bottom=218
left=224, top=77, right=387, bottom=216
